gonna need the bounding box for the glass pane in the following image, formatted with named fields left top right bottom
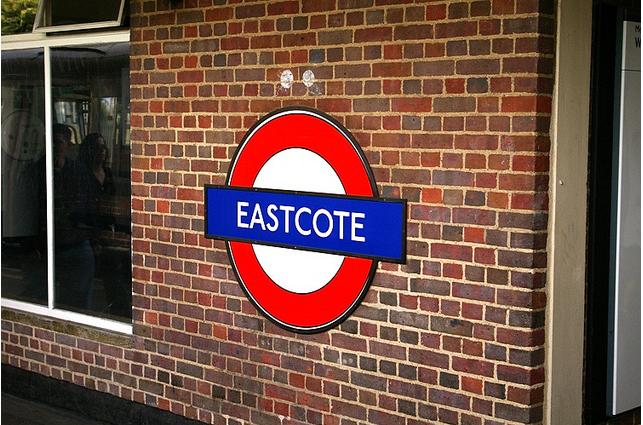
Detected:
left=51, top=42, right=131, bottom=321
left=1, top=0, right=38, bottom=35
left=38, top=0, right=122, bottom=28
left=1, top=48, right=47, bottom=304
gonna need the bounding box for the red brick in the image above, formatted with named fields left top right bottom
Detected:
left=250, top=35, right=281, bottom=49
left=499, top=174, right=548, bottom=191
left=332, top=334, right=367, bottom=352
left=455, top=135, right=498, bottom=150
left=501, top=95, right=551, bottom=113
left=391, top=97, right=432, bottom=112
left=435, top=21, right=478, bottom=38
left=302, top=0, right=335, bottom=12
left=512, top=155, right=549, bottom=172
left=354, top=27, right=392, bottom=42
left=453, top=282, right=495, bottom=302
left=456, top=59, right=500, bottom=75
left=414, top=60, right=454, bottom=76
left=429, top=388, right=471, bottom=409
left=220, top=37, right=249, bottom=50
left=462, top=376, right=482, bottom=395
left=492, top=0, right=515, bottom=14
left=497, top=365, right=545, bottom=385
left=267, top=1, right=299, bottom=15
left=511, top=193, right=549, bottom=210
left=425, top=42, right=446, bottom=57
left=395, top=24, right=434, bottom=40
left=409, top=348, right=449, bottom=368
left=283, top=32, right=316, bottom=47
left=508, top=385, right=544, bottom=404
left=433, top=97, right=476, bottom=112
left=426, top=4, right=447, bottom=20
left=431, top=243, right=472, bottom=261
left=372, top=62, right=412, bottom=77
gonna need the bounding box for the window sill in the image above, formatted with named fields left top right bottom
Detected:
left=1, top=307, right=133, bottom=347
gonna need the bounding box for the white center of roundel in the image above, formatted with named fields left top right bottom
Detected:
left=252, top=148, right=345, bottom=294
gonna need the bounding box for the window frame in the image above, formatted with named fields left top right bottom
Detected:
left=1, top=29, right=132, bottom=335
left=32, top=0, right=127, bottom=34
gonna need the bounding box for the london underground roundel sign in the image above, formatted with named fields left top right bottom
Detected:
left=205, top=107, right=406, bottom=333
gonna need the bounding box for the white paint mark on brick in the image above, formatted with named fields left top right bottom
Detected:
left=279, top=69, right=293, bottom=89
left=302, top=69, right=315, bottom=88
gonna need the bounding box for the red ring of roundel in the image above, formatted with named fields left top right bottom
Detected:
left=226, top=107, right=378, bottom=333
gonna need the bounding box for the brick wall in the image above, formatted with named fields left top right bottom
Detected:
left=2, top=0, right=555, bottom=424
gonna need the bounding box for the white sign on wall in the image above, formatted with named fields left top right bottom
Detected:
left=609, top=20, right=641, bottom=416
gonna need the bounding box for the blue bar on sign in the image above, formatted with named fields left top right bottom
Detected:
left=205, top=186, right=406, bottom=263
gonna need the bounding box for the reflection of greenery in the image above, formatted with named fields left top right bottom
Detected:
left=1, top=0, right=38, bottom=35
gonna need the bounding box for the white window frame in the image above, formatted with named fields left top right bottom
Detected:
left=1, top=29, right=132, bottom=335
left=33, top=0, right=127, bottom=34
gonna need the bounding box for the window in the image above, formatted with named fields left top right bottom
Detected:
left=33, top=0, right=127, bottom=33
left=1, top=48, right=47, bottom=305
left=1, top=31, right=131, bottom=334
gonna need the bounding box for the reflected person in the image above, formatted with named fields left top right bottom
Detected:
left=79, top=133, right=129, bottom=316
left=78, top=133, right=115, bottom=229
left=53, top=124, right=95, bottom=311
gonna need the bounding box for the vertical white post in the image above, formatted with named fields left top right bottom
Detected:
left=44, top=45, right=54, bottom=310
left=544, top=0, right=592, bottom=423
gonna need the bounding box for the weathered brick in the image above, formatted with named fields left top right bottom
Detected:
left=395, top=24, right=434, bottom=40
left=436, top=21, right=477, bottom=38
left=354, top=27, right=392, bottom=42
left=433, top=170, right=474, bottom=187
left=433, top=97, right=476, bottom=112
left=485, top=382, right=506, bottom=399
left=353, top=98, right=390, bottom=112
left=235, top=4, right=265, bottom=19
left=509, top=348, right=545, bottom=367
left=351, top=371, right=387, bottom=391
left=457, top=58, right=501, bottom=75
left=429, top=388, right=471, bottom=410
left=431, top=316, right=473, bottom=337
left=452, top=357, right=495, bottom=377
left=414, top=60, right=455, bottom=76
left=390, top=311, right=429, bottom=329
left=267, top=1, right=299, bottom=15
left=368, top=409, right=406, bottom=425
left=453, top=282, right=495, bottom=302
left=495, top=403, right=543, bottom=422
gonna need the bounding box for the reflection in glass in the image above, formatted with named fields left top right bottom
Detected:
left=1, top=48, right=47, bottom=304
left=51, top=43, right=131, bottom=321
left=37, top=0, right=123, bottom=27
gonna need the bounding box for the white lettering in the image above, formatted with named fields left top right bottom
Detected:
left=239, top=202, right=368, bottom=242
left=295, top=207, right=311, bottom=236
left=279, top=205, right=295, bottom=233
left=313, top=209, right=333, bottom=238
left=333, top=210, right=350, bottom=239
left=351, top=212, right=365, bottom=242
left=237, top=201, right=249, bottom=228
left=266, top=204, right=279, bottom=232
left=250, top=203, right=266, bottom=230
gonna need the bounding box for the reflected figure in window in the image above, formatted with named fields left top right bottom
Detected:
left=78, top=133, right=115, bottom=227
left=78, top=133, right=128, bottom=316
left=53, top=124, right=95, bottom=311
